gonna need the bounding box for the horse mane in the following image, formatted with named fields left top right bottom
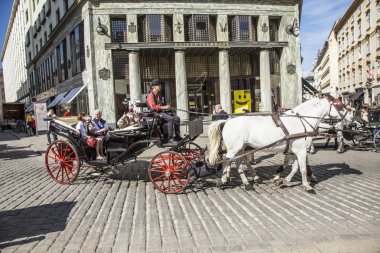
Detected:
left=291, top=98, right=324, bottom=113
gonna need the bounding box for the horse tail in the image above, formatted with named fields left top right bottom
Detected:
left=208, top=120, right=227, bottom=165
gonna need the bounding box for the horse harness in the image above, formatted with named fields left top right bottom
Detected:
left=271, top=113, right=318, bottom=154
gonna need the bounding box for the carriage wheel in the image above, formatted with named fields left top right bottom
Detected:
left=149, top=151, right=190, bottom=194
left=374, top=131, right=380, bottom=152
left=179, top=142, right=204, bottom=161
left=45, top=140, right=80, bottom=184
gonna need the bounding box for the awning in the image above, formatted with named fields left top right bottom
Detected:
left=47, top=91, right=68, bottom=108
left=25, top=104, right=33, bottom=113
left=349, top=90, right=364, bottom=102
left=58, top=86, right=86, bottom=105
left=302, top=78, right=319, bottom=95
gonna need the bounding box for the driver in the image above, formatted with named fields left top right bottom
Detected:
left=146, top=79, right=181, bottom=145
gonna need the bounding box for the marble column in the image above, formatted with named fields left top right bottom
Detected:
left=219, top=50, right=232, bottom=114
left=175, top=50, right=189, bottom=122
left=260, top=50, right=272, bottom=112
left=128, top=51, right=142, bottom=103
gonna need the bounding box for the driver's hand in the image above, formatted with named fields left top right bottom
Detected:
left=162, top=105, right=170, bottom=110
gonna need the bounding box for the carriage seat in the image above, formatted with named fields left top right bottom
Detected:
left=53, top=119, right=80, bottom=136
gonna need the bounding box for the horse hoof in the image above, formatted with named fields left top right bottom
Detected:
left=215, top=178, right=224, bottom=187
left=274, top=178, right=283, bottom=186
left=310, top=150, right=316, bottom=154
left=244, top=184, right=253, bottom=191
left=309, top=175, right=319, bottom=183
left=307, top=188, right=316, bottom=194
left=254, top=177, right=262, bottom=184
left=337, top=149, right=344, bottom=153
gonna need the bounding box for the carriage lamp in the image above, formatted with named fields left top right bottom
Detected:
left=96, top=17, right=108, bottom=36
left=286, top=18, right=300, bottom=37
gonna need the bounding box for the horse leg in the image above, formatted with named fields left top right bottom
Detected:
left=235, top=158, right=252, bottom=190
left=295, top=151, right=314, bottom=192
left=221, top=161, right=232, bottom=185
left=336, top=130, right=344, bottom=153
left=309, top=139, right=316, bottom=154
left=306, top=156, right=318, bottom=183
left=284, top=157, right=299, bottom=184
left=274, top=154, right=293, bottom=185
left=243, top=155, right=261, bottom=183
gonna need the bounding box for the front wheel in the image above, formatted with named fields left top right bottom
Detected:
left=45, top=140, right=80, bottom=184
left=149, top=151, right=190, bottom=194
left=373, top=131, right=380, bottom=152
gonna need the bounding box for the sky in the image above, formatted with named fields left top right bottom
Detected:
left=300, top=0, right=351, bottom=75
left=0, top=0, right=351, bottom=74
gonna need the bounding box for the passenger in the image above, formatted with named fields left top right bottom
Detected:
left=92, top=109, right=110, bottom=140
left=146, top=79, right=181, bottom=145
left=361, top=104, right=369, bottom=123
left=76, top=113, right=105, bottom=160
left=213, top=104, right=228, bottom=121
left=117, top=106, right=140, bottom=129
left=47, top=109, right=58, bottom=144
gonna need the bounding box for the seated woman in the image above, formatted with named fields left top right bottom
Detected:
left=76, top=113, right=105, bottom=160
left=92, top=109, right=110, bottom=139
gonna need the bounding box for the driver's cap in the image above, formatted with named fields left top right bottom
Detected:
left=151, top=79, right=161, bottom=86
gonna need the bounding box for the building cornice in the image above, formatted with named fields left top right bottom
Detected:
left=1, top=0, right=20, bottom=61
left=334, top=0, right=363, bottom=33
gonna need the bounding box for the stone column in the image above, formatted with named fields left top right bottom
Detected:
left=129, top=51, right=142, bottom=103
left=175, top=50, right=189, bottom=122
left=260, top=50, right=272, bottom=112
left=219, top=50, right=232, bottom=114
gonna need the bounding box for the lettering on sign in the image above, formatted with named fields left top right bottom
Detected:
left=174, top=42, right=229, bottom=47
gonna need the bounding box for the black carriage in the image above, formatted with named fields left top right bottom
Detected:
left=44, top=112, right=221, bottom=194
left=343, top=108, right=380, bottom=151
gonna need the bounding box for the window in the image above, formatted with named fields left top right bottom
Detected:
left=49, top=23, right=53, bottom=33
left=138, top=15, right=173, bottom=42
left=70, top=22, right=85, bottom=75
left=50, top=52, right=57, bottom=85
left=228, top=16, right=256, bottom=41
left=185, top=14, right=216, bottom=42
left=367, top=39, right=371, bottom=53
left=46, top=58, right=51, bottom=89
left=358, top=44, right=362, bottom=58
left=111, top=17, right=127, bottom=43
left=366, top=11, right=371, bottom=28
left=56, top=8, right=60, bottom=24
left=36, top=44, right=38, bottom=53
left=40, top=38, right=43, bottom=48
left=377, top=31, right=380, bottom=47
left=64, top=0, right=69, bottom=12
left=56, top=39, right=67, bottom=82
left=112, top=50, right=129, bottom=79
left=359, top=67, right=363, bottom=81
left=25, top=10, right=28, bottom=23
left=269, top=18, right=280, bottom=42
left=358, top=20, right=362, bottom=36
left=351, top=27, right=354, bottom=42
left=32, top=0, right=35, bottom=11
left=44, top=32, right=47, bottom=44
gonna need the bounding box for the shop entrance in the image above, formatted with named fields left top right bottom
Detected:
left=188, top=80, right=218, bottom=119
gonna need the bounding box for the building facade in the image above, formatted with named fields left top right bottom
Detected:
left=0, top=69, right=5, bottom=122
left=314, top=0, right=380, bottom=106
left=21, top=0, right=303, bottom=125
left=1, top=0, right=28, bottom=103
left=313, top=25, right=340, bottom=97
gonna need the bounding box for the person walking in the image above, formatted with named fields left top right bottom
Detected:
left=47, top=109, right=58, bottom=145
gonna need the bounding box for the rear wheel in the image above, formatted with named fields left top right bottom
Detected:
left=45, top=140, right=80, bottom=184
left=149, top=151, right=190, bottom=194
left=179, top=142, right=204, bottom=161
left=374, top=131, right=380, bottom=152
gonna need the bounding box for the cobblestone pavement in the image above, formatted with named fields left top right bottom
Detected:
left=1, top=131, right=380, bottom=253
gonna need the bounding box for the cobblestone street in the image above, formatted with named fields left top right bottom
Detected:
left=1, top=131, right=380, bottom=253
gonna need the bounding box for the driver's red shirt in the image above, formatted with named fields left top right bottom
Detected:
left=146, top=92, right=162, bottom=112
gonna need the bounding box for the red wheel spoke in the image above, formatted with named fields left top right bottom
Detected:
left=173, top=175, right=186, bottom=186
left=159, top=178, right=166, bottom=189
left=152, top=173, right=166, bottom=182
left=62, top=144, right=69, bottom=158
left=55, top=166, right=62, bottom=180
left=50, top=148, right=60, bottom=159
left=49, top=165, right=60, bottom=173
left=63, top=159, right=77, bottom=163
left=63, top=162, right=77, bottom=171
left=63, top=166, right=70, bottom=181
left=47, top=162, right=59, bottom=166
left=152, top=162, right=167, bottom=171
left=150, top=169, right=166, bottom=173
left=65, top=151, right=75, bottom=159
left=171, top=178, right=180, bottom=190
left=53, top=143, right=61, bottom=156
left=64, top=165, right=75, bottom=177
left=159, top=154, right=168, bottom=168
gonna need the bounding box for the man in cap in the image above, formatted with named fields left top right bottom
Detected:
left=146, top=79, right=181, bottom=145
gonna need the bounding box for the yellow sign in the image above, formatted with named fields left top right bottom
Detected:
left=234, top=90, right=251, bottom=114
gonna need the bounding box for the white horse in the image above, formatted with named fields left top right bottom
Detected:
left=273, top=106, right=355, bottom=185
left=208, top=98, right=345, bottom=192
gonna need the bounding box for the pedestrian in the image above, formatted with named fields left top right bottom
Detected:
left=213, top=104, right=229, bottom=121
left=47, top=109, right=58, bottom=145
left=63, top=108, right=72, bottom=117
left=361, top=104, right=369, bottom=123
left=31, top=114, right=36, bottom=135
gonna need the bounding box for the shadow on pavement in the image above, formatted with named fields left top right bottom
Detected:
left=0, top=202, right=76, bottom=249
left=0, top=144, right=41, bottom=160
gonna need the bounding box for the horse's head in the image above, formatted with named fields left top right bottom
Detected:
left=327, top=98, right=355, bottom=125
